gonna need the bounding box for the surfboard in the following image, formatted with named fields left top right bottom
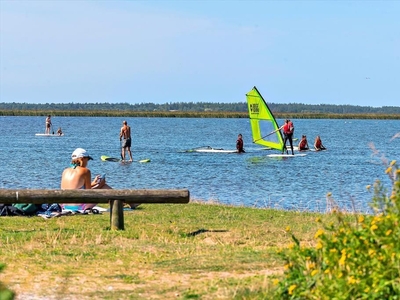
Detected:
left=185, top=146, right=238, bottom=153
left=267, top=153, right=307, bottom=157
left=101, top=155, right=150, bottom=163
left=35, top=133, right=64, bottom=137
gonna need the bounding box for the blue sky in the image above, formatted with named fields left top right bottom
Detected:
left=0, top=1, right=399, bottom=107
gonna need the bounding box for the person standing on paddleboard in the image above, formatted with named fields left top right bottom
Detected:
left=45, top=115, right=52, bottom=134
left=120, top=120, right=133, bottom=162
left=279, top=119, right=294, bottom=155
left=236, top=133, right=245, bottom=153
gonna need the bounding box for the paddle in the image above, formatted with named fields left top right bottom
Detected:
left=120, top=139, right=123, bottom=160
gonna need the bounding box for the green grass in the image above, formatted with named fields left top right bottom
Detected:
left=0, top=201, right=336, bottom=299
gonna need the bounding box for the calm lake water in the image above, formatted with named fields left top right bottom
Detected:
left=0, top=116, right=399, bottom=213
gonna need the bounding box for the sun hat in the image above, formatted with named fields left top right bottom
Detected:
left=71, top=148, right=93, bottom=160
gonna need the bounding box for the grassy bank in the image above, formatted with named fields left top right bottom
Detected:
left=0, top=201, right=335, bottom=299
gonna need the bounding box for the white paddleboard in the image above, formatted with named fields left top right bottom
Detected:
left=186, top=146, right=238, bottom=153
left=35, top=133, right=64, bottom=137
left=267, top=153, right=307, bottom=157
left=193, top=148, right=238, bottom=153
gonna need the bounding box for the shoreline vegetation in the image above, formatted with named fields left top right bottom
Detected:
left=1, top=110, right=400, bottom=119
left=1, top=101, right=399, bottom=119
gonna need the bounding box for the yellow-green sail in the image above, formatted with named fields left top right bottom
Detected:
left=246, top=86, right=284, bottom=151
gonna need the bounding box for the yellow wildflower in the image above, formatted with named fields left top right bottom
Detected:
left=370, top=224, right=378, bottom=231
left=273, top=279, right=279, bottom=286
left=339, top=255, right=346, bottom=266
left=347, top=276, right=357, bottom=284
left=386, top=229, right=392, bottom=236
left=330, top=248, right=337, bottom=253
left=311, top=270, right=318, bottom=276
left=288, top=285, right=297, bottom=295
left=358, top=215, right=365, bottom=223
left=390, top=160, right=396, bottom=166
left=285, top=226, right=291, bottom=232
left=368, top=249, right=376, bottom=256
left=385, top=167, right=392, bottom=174
left=327, top=192, right=332, bottom=197
left=315, top=217, right=321, bottom=223
left=316, top=241, right=323, bottom=250
left=324, top=269, right=330, bottom=274
left=315, top=229, right=324, bottom=239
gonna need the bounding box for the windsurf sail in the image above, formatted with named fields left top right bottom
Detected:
left=246, top=86, right=284, bottom=152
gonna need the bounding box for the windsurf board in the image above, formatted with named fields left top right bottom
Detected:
left=267, top=153, right=307, bottom=157
left=35, top=133, right=64, bottom=137
left=186, top=146, right=238, bottom=153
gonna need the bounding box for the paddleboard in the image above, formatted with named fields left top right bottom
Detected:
left=267, top=153, right=307, bottom=157
left=186, top=146, right=238, bottom=153
left=35, top=133, right=64, bottom=137
left=101, top=155, right=150, bottom=163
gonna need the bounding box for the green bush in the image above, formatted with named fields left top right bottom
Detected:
left=0, top=263, right=14, bottom=300
left=274, top=160, right=400, bottom=299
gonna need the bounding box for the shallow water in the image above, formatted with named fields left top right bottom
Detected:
left=0, top=116, right=398, bottom=212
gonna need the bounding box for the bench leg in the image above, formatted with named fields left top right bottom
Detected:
left=110, top=200, right=124, bottom=230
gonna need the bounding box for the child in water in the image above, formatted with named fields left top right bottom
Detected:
left=314, top=135, right=326, bottom=151
left=298, top=135, right=309, bottom=151
left=57, top=127, right=63, bottom=136
left=236, top=134, right=245, bottom=153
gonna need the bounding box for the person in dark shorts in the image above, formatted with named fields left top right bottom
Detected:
left=236, top=133, right=245, bottom=153
left=119, top=120, right=133, bottom=162
left=45, top=115, right=52, bottom=134
left=279, top=119, right=294, bottom=155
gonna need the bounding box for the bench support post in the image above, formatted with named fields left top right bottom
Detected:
left=110, top=200, right=124, bottom=230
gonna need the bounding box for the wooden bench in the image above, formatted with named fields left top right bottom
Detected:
left=0, top=189, right=190, bottom=230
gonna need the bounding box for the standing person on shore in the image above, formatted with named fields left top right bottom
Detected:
left=45, top=115, right=52, bottom=134
left=236, top=133, right=245, bottom=153
left=120, top=120, right=133, bottom=162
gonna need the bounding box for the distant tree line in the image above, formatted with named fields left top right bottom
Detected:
left=1, top=101, right=399, bottom=114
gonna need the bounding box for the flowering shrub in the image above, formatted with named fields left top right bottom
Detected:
left=274, top=160, right=400, bottom=299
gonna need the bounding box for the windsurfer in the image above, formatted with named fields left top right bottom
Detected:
left=279, top=119, right=294, bottom=155
left=236, top=134, right=245, bottom=153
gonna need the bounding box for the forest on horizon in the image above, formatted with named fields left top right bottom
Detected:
left=1, top=101, right=399, bottom=114
left=1, top=102, right=399, bottom=119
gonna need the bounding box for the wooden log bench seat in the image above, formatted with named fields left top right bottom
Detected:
left=0, top=189, right=190, bottom=230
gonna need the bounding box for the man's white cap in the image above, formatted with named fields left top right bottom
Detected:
left=71, top=148, right=93, bottom=160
